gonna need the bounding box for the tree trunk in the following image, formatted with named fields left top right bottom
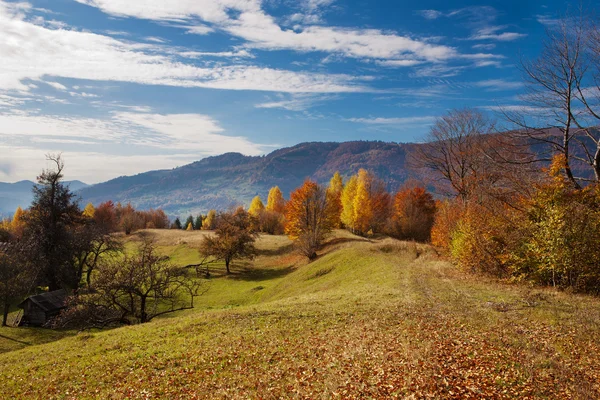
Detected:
left=225, top=259, right=231, bottom=274
left=2, top=302, right=10, bottom=327
left=140, top=296, right=147, bottom=323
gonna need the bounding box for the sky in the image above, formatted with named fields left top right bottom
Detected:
left=0, top=0, right=578, bottom=183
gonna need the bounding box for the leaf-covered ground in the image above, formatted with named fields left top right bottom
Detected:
left=0, top=231, right=599, bottom=399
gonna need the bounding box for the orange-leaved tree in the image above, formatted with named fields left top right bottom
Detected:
left=285, top=179, right=336, bottom=259
left=393, top=185, right=436, bottom=242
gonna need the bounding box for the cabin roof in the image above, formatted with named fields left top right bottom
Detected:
left=19, top=289, right=68, bottom=312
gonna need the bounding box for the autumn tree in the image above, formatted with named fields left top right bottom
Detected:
left=248, top=196, right=265, bottom=217
left=202, top=210, right=216, bottom=230
left=392, top=185, right=437, bottom=242
left=10, top=206, right=26, bottom=238
left=266, top=186, right=286, bottom=214
left=199, top=208, right=257, bottom=274
left=285, top=180, right=336, bottom=260
left=340, top=175, right=358, bottom=231
left=327, top=172, right=344, bottom=228
left=94, top=201, right=118, bottom=232
left=83, top=203, right=95, bottom=218
left=186, top=222, right=194, bottom=231
left=353, top=169, right=373, bottom=235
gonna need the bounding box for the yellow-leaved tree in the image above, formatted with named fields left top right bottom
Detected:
left=10, top=206, right=26, bottom=237
left=340, top=175, right=357, bottom=230
left=248, top=196, right=265, bottom=217
left=266, top=186, right=286, bottom=214
left=202, top=210, right=216, bottom=230
left=83, top=202, right=95, bottom=218
left=327, top=172, right=343, bottom=228
left=352, top=169, right=373, bottom=235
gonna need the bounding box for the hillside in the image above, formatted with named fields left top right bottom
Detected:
left=0, top=230, right=599, bottom=398
left=0, top=180, right=88, bottom=217
left=77, top=141, right=414, bottom=216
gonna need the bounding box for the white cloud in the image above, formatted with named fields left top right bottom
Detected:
left=472, top=43, right=496, bottom=50
left=0, top=108, right=269, bottom=181
left=71, top=0, right=493, bottom=64
left=46, top=81, right=68, bottom=91
left=179, top=49, right=254, bottom=59
left=0, top=1, right=371, bottom=93
left=475, top=79, right=522, bottom=91
left=347, top=116, right=435, bottom=125
left=469, top=26, right=526, bottom=42
left=144, top=36, right=168, bottom=43
left=375, top=59, right=424, bottom=67
left=255, top=93, right=335, bottom=111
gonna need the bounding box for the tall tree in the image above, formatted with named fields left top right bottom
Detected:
left=194, top=215, right=203, bottom=231
left=393, top=186, right=437, bottom=242
left=10, top=206, right=26, bottom=238
left=172, top=217, right=182, bottom=230
left=285, top=180, right=336, bottom=260
left=340, top=175, right=358, bottom=231
left=22, top=155, right=85, bottom=291
left=185, top=215, right=195, bottom=230
left=266, top=186, right=286, bottom=214
left=327, top=172, right=344, bottom=228
left=202, top=210, right=216, bottom=230
left=353, top=169, right=373, bottom=235
left=411, top=108, right=495, bottom=200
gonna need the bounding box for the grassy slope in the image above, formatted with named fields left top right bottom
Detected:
left=1, top=230, right=599, bottom=399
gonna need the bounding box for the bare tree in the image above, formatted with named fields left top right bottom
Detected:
left=505, top=14, right=591, bottom=187
left=410, top=108, right=496, bottom=200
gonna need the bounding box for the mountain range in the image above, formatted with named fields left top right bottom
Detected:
left=0, top=180, right=89, bottom=218
left=74, top=141, right=416, bottom=217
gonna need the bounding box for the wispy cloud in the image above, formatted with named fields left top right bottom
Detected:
left=347, top=116, right=435, bottom=125
left=255, top=93, right=336, bottom=111
left=475, top=79, right=522, bottom=91
left=416, top=10, right=443, bottom=20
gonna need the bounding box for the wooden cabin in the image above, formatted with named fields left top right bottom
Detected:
left=18, top=290, right=67, bottom=327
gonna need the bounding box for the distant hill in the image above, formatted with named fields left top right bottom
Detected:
left=0, top=180, right=88, bottom=218
left=77, top=141, right=417, bottom=217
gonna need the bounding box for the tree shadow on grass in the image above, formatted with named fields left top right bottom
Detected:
left=257, top=243, right=295, bottom=257
left=226, top=265, right=297, bottom=282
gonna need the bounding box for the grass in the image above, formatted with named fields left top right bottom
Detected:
left=0, top=230, right=599, bottom=398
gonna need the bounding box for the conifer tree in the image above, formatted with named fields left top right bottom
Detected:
left=194, top=215, right=203, bottom=230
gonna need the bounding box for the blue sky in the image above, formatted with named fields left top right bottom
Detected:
left=0, top=0, right=575, bottom=183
